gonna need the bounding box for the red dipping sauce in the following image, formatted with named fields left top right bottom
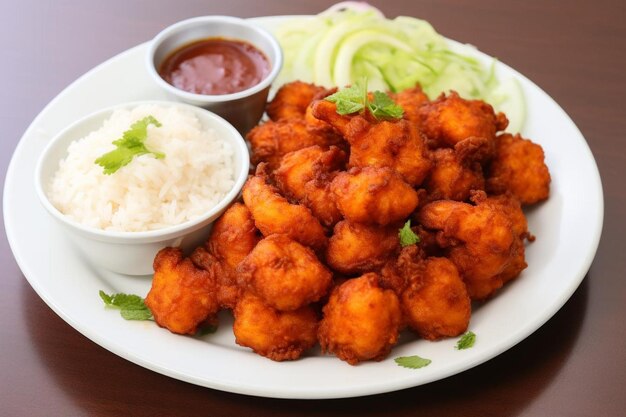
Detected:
left=159, top=37, right=271, bottom=95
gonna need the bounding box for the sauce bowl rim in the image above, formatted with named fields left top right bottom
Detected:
left=145, top=15, right=284, bottom=103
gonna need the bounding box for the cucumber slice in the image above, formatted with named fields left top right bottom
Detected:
left=487, top=77, right=526, bottom=134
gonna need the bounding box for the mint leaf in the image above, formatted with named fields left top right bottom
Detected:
left=325, top=79, right=367, bottom=115
left=369, top=91, right=404, bottom=119
left=325, top=78, right=404, bottom=121
left=121, top=308, right=153, bottom=321
left=95, top=115, right=164, bottom=175
left=455, top=331, right=476, bottom=350
left=398, top=220, right=420, bottom=247
left=395, top=355, right=432, bottom=369
left=99, top=290, right=153, bottom=321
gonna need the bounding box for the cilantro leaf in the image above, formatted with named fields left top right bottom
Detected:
left=99, top=290, right=153, bottom=321
left=325, top=78, right=404, bottom=120
left=398, top=220, right=420, bottom=247
left=394, top=355, right=432, bottom=369
left=369, top=91, right=404, bottom=119
left=95, top=115, right=164, bottom=175
left=455, top=331, right=476, bottom=350
left=120, top=308, right=153, bottom=321
left=325, top=80, right=367, bottom=115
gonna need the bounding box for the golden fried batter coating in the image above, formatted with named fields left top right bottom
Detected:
left=382, top=246, right=470, bottom=340
left=275, top=145, right=346, bottom=199
left=326, top=220, right=399, bottom=275
left=190, top=246, right=239, bottom=310
left=311, top=99, right=432, bottom=186
left=189, top=202, right=261, bottom=309
left=480, top=192, right=530, bottom=283
left=301, top=177, right=344, bottom=228
left=390, top=85, right=430, bottom=123
left=242, top=173, right=327, bottom=251
left=419, top=91, right=508, bottom=149
left=304, top=101, right=345, bottom=143
left=330, top=166, right=419, bottom=226
left=486, top=133, right=551, bottom=205
left=146, top=247, right=219, bottom=335
left=481, top=192, right=529, bottom=240
left=237, top=234, right=333, bottom=311
left=274, top=145, right=328, bottom=200
left=424, top=147, right=485, bottom=202
left=274, top=145, right=346, bottom=227
left=418, top=197, right=516, bottom=300
left=266, top=81, right=327, bottom=121
left=403, top=256, right=470, bottom=340
left=246, top=118, right=342, bottom=170
left=318, top=273, right=402, bottom=365
left=233, top=292, right=318, bottom=361
left=207, top=202, right=261, bottom=271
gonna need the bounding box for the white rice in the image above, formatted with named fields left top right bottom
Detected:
left=48, top=104, right=235, bottom=232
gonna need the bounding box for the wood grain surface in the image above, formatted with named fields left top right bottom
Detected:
left=1, top=1, right=624, bottom=416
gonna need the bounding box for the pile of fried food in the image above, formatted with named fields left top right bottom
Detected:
left=144, top=81, right=551, bottom=365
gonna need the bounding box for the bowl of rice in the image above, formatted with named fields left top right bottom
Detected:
left=35, top=101, right=250, bottom=275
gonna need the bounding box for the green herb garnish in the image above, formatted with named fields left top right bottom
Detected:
left=99, top=290, right=153, bottom=321
left=398, top=220, right=420, bottom=247
left=369, top=90, right=405, bottom=119
left=326, top=79, right=368, bottom=115
left=325, top=78, right=404, bottom=120
left=394, top=355, right=432, bottom=369
left=95, top=115, right=164, bottom=174
left=455, top=331, right=476, bottom=350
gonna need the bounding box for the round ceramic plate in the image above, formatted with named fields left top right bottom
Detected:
left=3, top=16, right=603, bottom=399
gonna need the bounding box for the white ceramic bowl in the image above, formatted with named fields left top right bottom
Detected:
left=35, top=100, right=250, bottom=276
left=146, top=16, right=283, bottom=134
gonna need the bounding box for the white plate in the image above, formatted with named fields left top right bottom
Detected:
left=3, top=16, right=603, bottom=399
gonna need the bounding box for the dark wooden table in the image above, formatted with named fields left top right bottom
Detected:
left=2, top=1, right=624, bottom=415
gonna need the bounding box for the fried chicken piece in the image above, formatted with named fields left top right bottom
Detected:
left=146, top=247, right=219, bottom=335
left=274, top=145, right=346, bottom=227
left=390, top=85, right=430, bottom=123
left=311, top=99, right=432, bottom=186
left=326, top=220, right=399, bottom=275
left=480, top=192, right=531, bottom=283
left=318, top=273, right=402, bottom=365
left=189, top=203, right=259, bottom=309
left=246, top=118, right=343, bottom=170
left=237, top=234, right=333, bottom=311
left=301, top=177, right=344, bottom=228
left=266, top=81, right=327, bottom=121
left=486, top=133, right=551, bottom=205
left=275, top=145, right=346, bottom=200
left=242, top=172, right=327, bottom=251
left=275, top=145, right=344, bottom=196
left=190, top=202, right=260, bottom=309
left=419, top=91, right=508, bottom=149
left=304, top=100, right=345, bottom=142
left=381, top=246, right=470, bottom=340
left=402, top=256, right=470, bottom=340
left=424, top=147, right=485, bottom=202
left=189, top=246, right=234, bottom=308
left=330, top=166, right=419, bottom=226
left=206, top=202, right=261, bottom=271
left=274, top=145, right=328, bottom=200
left=233, top=292, right=318, bottom=361
left=417, top=196, right=516, bottom=300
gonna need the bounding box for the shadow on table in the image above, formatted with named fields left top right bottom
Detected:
left=23, top=275, right=589, bottom=417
